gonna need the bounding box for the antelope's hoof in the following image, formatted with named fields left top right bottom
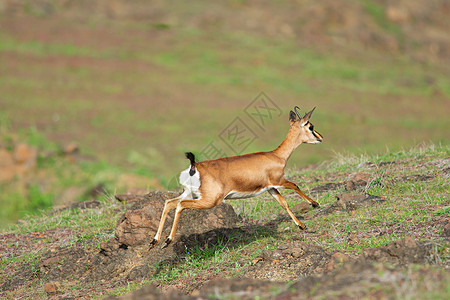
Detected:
left=298, top=224, right=307, bottom=230
left=312, top=202, right=320, bottom=208
left=149, top=239, right=158, bottom=249
left=161, top=238, right=172, bottom=249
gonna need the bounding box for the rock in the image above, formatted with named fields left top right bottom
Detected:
left=336, top=193, right=366, bottom=210
left=127, top=265, right=150, bottom=280
left=125, top=187, right=149, bottom=195
left=291, top=247, right=305, bottom=258
left=62, top=142, right=79, bottom=155
left=443, top=222, right=450, bottom=237
left=271, top=250, right=284, bottom=259
left=346, top=172, right=370, bottom=191
left=0, top=148, right=16, bottom=182
left=325, top=252, right=351, bottom=272
left=292, top=202, right=311, bottom=214
left=44, top=282, right=60, bottom=293
left=115, top=192, right=240, bottom=247
left=116, top=207, right=159, bottom=246
left=386, top=6, right=410, bottom=23
left=53, top=199, right=101, bottom=213
left=13, top=143, right=37, bottom=167
left=70, top=200, right=101, bottom=210
left=362, top=238, right=430, bottom=265
left=277, top=244, right=289, bottom=250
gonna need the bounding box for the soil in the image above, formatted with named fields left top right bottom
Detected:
left=1, top=156, right=448, bottom=299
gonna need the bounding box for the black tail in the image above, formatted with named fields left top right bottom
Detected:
left=185, top=152, right=196, bottom=176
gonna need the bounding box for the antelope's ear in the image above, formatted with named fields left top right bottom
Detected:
left=289, top=110, right=297, bottom=125
left=300, top=107, right=316, bottom=126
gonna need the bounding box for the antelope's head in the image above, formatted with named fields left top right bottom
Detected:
left=289, top=106, right=323, bottom=144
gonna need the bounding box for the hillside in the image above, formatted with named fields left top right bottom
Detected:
left=1, top=1, right=449, bottom=298
left=0, top=144, right=448, bottom=299
left=1, top=0, right=449, bottom=184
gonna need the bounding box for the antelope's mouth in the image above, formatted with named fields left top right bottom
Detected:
left=313, top=131, right=323, bottom=143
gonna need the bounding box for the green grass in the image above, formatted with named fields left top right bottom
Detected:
left=0, top=127, right=149, bottom=228
left=2, top=144, right=448, bottom=299
left=1, top=15, right=449, bottom=186
left=1, top=5, right=449, bottom=297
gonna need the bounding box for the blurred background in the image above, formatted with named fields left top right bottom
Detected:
left=0, top=0, right=449, bottom=226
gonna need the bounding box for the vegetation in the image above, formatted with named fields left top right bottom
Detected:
left=1, top=2, right=449, bottom=186
left=0, top=1, right=449, bottom=298
left=1, top=143, right=448, bottom=298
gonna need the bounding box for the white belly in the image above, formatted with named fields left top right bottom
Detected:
left=225, top=186, right=281, bottom=199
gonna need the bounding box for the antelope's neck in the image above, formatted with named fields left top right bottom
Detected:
left=273, top=128, right=301, bottom=162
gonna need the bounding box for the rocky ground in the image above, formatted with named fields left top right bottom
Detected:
left=1, top=152, right=449, bottom=299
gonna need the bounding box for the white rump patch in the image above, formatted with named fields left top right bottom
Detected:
left=179, top=167, right=201, bottom=199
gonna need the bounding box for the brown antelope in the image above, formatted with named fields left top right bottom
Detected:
left=151, top=106, right=323, bottom=248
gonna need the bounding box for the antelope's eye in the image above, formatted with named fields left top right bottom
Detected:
left=309, top=125, right=314, bottom=131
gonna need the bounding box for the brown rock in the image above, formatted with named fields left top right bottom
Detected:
left=291, top=248, right=305, bottom=258
left=346, top=172, right=370, bottom=191
left=443, top=222, right=450, bottom=237
left=362, top=238, right=428, bottom=265
left=115, top=192, right=240, bottom=247
left=0, top=148, right=16, bottom=182
left=251, top=257, right=263, bottom=265
left=62, top=142, right=79, bottom=155
left=13, top=143, right=37, bottom=167
left=325, top=251, right=350, bottom=272
left=271, top=250, right=284, bottom=260
left=386, top=6, right=410, bottom=23
left=335, top=193, right=366, bottom=210
left=115, top=207, right=158, bottom=246
left=44, top=281, right=60, bottom=293
left=292, top=202, right=312, bottom=214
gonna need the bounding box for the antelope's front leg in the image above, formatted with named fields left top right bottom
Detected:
left=282, top=180, right=319, bottom=208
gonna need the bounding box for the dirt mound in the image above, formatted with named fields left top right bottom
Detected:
left=92, top=191, right=241, bottom=282
left=362, top=237, right=434, bottom=265
left=0, top=191, right=241, bottom=292
left=112, top=236, right=441, bottom=299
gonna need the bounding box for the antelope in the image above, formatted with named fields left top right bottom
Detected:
left=151, top=106, right=323, bottom=248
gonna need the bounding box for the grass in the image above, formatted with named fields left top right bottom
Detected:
left=1, top=3, right=449, bottom=297
left=1, top=14, right=449, bottom=185
left=0, top=126, right=145, bottom=228
left=1, top=143, right=448, bottom=299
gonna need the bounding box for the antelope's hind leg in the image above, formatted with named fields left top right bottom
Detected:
left=268, top=188, right=307, bottom=230
left=161, top=195, right=223, bottom=249
left=150, top=195, right=184, bottom=248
